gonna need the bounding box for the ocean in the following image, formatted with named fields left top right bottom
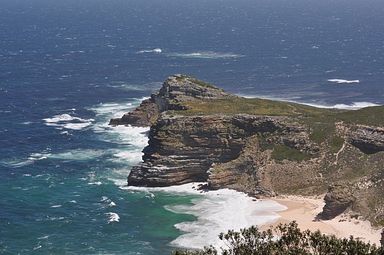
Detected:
left=1, top=0, right=383, bottom=253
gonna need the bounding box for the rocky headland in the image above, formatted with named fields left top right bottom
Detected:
left=110, top=75, right=384, bottom=227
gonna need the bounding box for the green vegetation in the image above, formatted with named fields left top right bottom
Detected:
left=179, top=97, right=333, bottom=117
left=337, top=106, right=384, bottom=126
left=173, top=222, right=383, bottom=255
left=271, top=144, right=312, bottom=162
left=329, top=135, right=345, bottom=153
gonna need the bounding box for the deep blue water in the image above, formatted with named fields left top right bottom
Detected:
left=1, top=0, right=384, bottom=254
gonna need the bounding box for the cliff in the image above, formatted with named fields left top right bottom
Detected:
left=111, top=75, right=384, bottom=226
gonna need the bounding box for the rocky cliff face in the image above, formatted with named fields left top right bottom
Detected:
left=109, top=74, right=233, bottom=127
left=111, top=75, right=384, bottom=226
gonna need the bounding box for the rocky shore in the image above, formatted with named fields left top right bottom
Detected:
left=110, top=75, right=384, bottom=227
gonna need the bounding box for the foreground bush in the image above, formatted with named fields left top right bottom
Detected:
left=173, top=222, right=383, bottom=255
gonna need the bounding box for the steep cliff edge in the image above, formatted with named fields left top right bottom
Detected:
left=111, top=75, right=384, bottom=226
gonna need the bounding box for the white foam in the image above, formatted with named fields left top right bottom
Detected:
left=328, top=79, right=360, bottom=84
left=50, top=205, right=62, bottom=208
left=109, top=82, right=162, bottom=92
left=238, top=94, right=381, bottom=110
left=104, top=125, right=149, bottom=147
left=137, top=48, right=162, bottom=54
left=106, top=212, right=120, bottom=223
left=167, top=51, right=244, bottom=59
left=125, top=183, right=286, bottom=250
left=43, top=114, right=78, bottom=123
left=28, top=153, right=50, bottom=161
left=88, top=181, right=102, bottom=186
left=302, top=102, right=380, bottom=110
left=0, top=159, right=35, bottom=168
left=88, top=99, right=150, bottom=185
left=89, top=102, right=134, bottom=119
left=37, top=235, right=49, bottom=240
left=43, top=113, right=94, bottom=130
left=100, top=196, right=117, bottom=207
left=49, top=149, right=105, bottom=161
left=112, top=150, right=144, bottom=163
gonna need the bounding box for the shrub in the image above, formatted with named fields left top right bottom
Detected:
left=173, top=221, right=383, bottom=255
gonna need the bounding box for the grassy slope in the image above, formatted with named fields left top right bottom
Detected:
left=168, top=77, right=384, bottom=161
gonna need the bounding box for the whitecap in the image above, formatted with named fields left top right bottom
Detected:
left=20, top=121, right=33, bottom=125
left=33, top=245, right=42, bottom=251
left=50, top=204, right=62, bottom=208
left=37, top=235, right=49, bottom=240
left=62, top=122, right=92, bottom=130
left=137, top=48, right=162, bottom=54
left=167, top=51, right=244, bottom=59
left=28, top=152, right=50, bottom=161
left=105, top=212, right=120, bottom=223
left=100, top=196, right=117, bottom=207
left=88, top=181, right=102, bottom=186
left=43, top=114, right=77, bottom=123
left=43, top=113, right=94, bottom=130
left=328, top=79, right=360, bottom=84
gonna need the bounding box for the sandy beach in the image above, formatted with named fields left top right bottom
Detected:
left=261, top=195, right=382, bottom=246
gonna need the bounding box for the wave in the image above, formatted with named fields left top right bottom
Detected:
left=43, top=113, right=94, bottom=130
left=105, top=212, right=120, bottom=223
left=137, top=48, right=162, bottom=54
left=166, top=51, right=244, bottom=59
left=107, top=82, right=162, bottom=92
left=89, top=100, right=149, bottom=186
left=88, top=99, right=147, bottom=119
left=2, top=149, right=109, bottom=170
left=239, top=94, right=380, bottom=110
left=328, top=79, right=360, bottom=84
left=100, top=196, right=117, bottom=207
left=49, top=149, right=106, bottom=161
left=124, top=183, right=286, bottom=250
left=301, top=102, right=380, bottom=110
left=0, top=158, right=35, bottom=168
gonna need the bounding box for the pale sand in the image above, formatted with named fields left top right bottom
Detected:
left=260, top=195, right=382, bottom=246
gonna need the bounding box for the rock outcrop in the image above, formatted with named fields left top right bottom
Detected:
left=111, top=75, right=384, bottom=226
left=109, top=74, right=233, bottom=127
left=347, top=125, right=384, bottom=154
left=318, top=184, right=356, bottom=220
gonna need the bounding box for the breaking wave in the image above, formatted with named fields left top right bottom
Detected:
left=328, top=79, right=360, bottom=84
left=125, top=183, right=286, bottom=250
left=137, top=48, right=162, bottom=54
left=105, top=212, right=120, bottom=223
left=166, top=51, right=244, bottom=59
left=43, top=113, right=94, bottom=130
